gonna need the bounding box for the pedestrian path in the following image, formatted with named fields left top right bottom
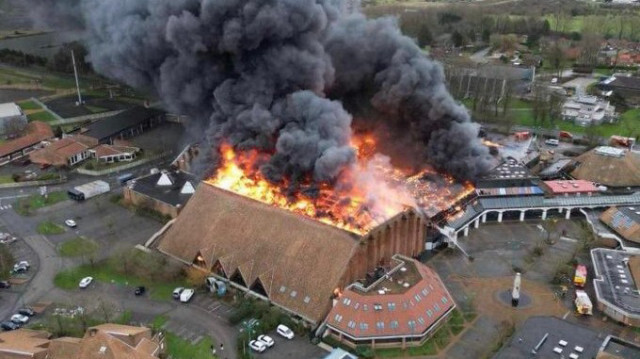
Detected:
left=162, top=320, right=205, bottom=345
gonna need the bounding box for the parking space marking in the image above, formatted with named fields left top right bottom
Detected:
left=191, top=335, right=203, bottom=345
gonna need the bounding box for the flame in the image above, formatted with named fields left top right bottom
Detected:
left=207, top=135, right=475, bottom=234
left=482, top=139, right=503, bottom=148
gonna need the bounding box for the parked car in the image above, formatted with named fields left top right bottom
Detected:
left=545, top=139, right=559, bottom=146
left=276, top=324, right=294, bottom=339
left=0, top=321, right=19, bottom=331
left=79, top=276, right=93, bottom=288
left=0, top=281, right=10, bottom=289
left=249, top=340, right=267, bottom=353
left=257, top=334, right=274, bottom=347
left=11, top=263, right=28, bottom=274
left=10, top=313, right=29, bottom=324
left=179, top=288, right=195, bottom=303
left=0, top=237, right=17, bottom=245
left=13, top=261, right=30, bottom=271
left=18, top=308, right=35, bottom=317
left=172, top=287, right=184, bottom=300
left=65, top=219, right=77, bottom=228
left=134, top=286, right=146, bottom=296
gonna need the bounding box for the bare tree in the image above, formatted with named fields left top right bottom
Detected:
left=578, top=30, right=602, bottom=67
left=546, top=40, right=566, bottom=78
left=3, top=118, right=27, bottom=138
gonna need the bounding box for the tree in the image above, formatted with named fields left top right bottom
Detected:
left=578, top=30, right=602, bottom=67
left=452, top=30, right=465, bottom=48
left=47, top=42, right=91, bottom=75
left=3, top=117, right=27, bottom=138
left=0, top=246, right=14, bottom=280
left=417, top=24, right=433, bottom=48
left=546, top=40, right=566, bottom=78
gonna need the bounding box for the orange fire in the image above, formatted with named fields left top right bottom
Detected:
left=206, top=135, right=475, bottom=234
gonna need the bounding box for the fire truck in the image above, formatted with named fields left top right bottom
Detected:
left=573, top=265, right=587, bottom=288
left=575, top=290, right=593, bottom=316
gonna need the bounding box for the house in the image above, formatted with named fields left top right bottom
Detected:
left=562, top=95, right=616, bottom=126
left=123, top=170, right=196, bottom=218
left=90, top=144, right=140, bottom=164
left=598, top=75, right=640, bottom=106
left=0, top=102, right=27, bottom=135
left=80, top=106, right=164, bottom=144
left=323, top=255, right=455, bottom=349
left=0, top=121, right=54, bottom=165
left=0, top=323, right=164, bottom=359
left=29, top=135, right=95, bottom=167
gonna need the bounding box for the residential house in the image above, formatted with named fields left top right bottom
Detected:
left=90, top=144, right=140, bottom=164
left=29, top=135, right=95, bottom=167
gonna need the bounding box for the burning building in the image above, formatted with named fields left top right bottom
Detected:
left=157, top=181, right=426, bottom=324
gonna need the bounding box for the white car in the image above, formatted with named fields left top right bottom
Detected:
left=172, top=287, right=184, bottom=300
left=65, top=219, right=77, bottom=228
left=14, top=261, right=30, bottom=270
left=179, top=288, right=194, bottom=303
left=10, top=313, right=29, bottom=324
left=276, top=324, right=294, bottom=339
left=79, top=276, right=93, bottom=288
left=257, top=334, right=274, bottom=347
left=249, top=340, right=267, bottom=353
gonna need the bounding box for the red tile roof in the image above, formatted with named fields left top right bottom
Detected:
left=325, top=256, right=455, bottom=339
left=29, top=137, right=89, bottom=166
left=544, top=180, right=598, bottom=194
left=0, top=121, right=53, bottom=158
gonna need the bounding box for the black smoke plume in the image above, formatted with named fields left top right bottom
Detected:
left=24, top=0, right=492, bottom=182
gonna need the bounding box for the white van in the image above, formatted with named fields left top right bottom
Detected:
left=180, top=289, right=195, bottom=303
left=545, top=139, right=559, bottom=146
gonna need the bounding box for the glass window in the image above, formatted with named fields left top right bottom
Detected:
left=334, top=314, right=342, bottom=323
left=359, top=323, right=368, bottom=331
left=390, top=320, right=399, bottom=329
left=376, top=321, right=384, bottom=330
left=387, top=302, right=396, bottom=311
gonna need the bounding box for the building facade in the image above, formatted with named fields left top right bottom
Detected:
left=562, top=95, right=616, bottom=126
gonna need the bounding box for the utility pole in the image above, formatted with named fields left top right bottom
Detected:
left=71, top=50, right=83, bottom=106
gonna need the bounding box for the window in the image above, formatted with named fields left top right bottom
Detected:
left=403, top=301, right=409, bottom=310
left=434, top=304, right=440, bottom=312
left=343, top=298, right=351, bottom=306
left=390, top=320, right=399, bottom=329
left=373, top=304, right=383, bottom=311
left=427, top=310, right=433, bottom=318
left=376, top=321, right=384, bottom=330
left=441, top=296, right=448, bottom=304
left=290, top=291, right=297, bottom=298
left=414, top=294, right=422, bottom=302
left=348, top=320, right=356, bottom=329
left=422, top=288, right=429, bottom=296
left=363, top=304, right=368, bottom=311
left=354, top=303, right=360, bottom=310
left=408, top=320, right=416, bottom=330
left=279, top=286, right=286, bottom=293
left=334, top=314, right=343, bottom=323
left=359, top=323, right=368, bottom=331
left=387, top=302, right=396, bottom=311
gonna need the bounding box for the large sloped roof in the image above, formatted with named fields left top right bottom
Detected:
left=157, top=182, right=361, bottom=323
left=571, top=149, right=640, bottom=187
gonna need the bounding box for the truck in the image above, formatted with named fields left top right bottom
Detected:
left=575, top=290, right=593, bottom=315
left=574, top=265, right=587, bottom=288
left=68, top=180, right=111, bottom=201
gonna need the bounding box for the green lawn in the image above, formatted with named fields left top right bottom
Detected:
left=17, top=100, right=41, bottom=111
left=15, top=191, right=68, bottom=216
left=54, top=262, right=188, bottom=301
left=166, top=333, right=216, bottom=359
left=0, top=175, right=15, bottom=184
left=58, top=237, right=99, bottom=258
left=27, top=110, right=57, bottom=123
left=36, top=221, right=65, bottom=235
left=151, top=315, right=169, bottom=331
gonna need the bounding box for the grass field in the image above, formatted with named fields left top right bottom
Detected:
left=54, top=261, right=188, bottom=301
left=166, top=334, right=216, bottom=359
left=0, top=175, right=14, bottom=184
left=15, top=191, right=68, bottom=216
left=27, top=110, right=56, bottom=123
left=17, top=100, right=41, bottom=111
left=36, top=221, right=65, bottom=235
left=58, top=237, right=99, bottom=258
